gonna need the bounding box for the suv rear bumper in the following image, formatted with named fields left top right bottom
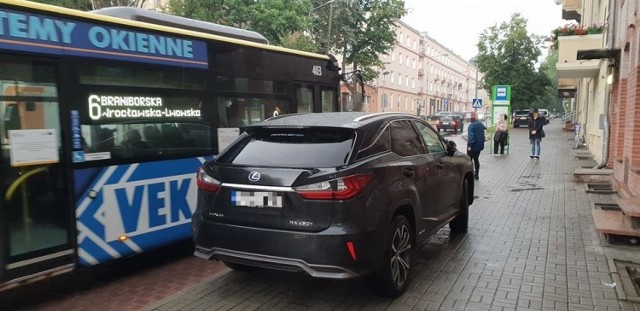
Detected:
left=192, top=216, right=385, bottom=279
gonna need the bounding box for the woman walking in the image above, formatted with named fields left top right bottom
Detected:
left=528, top=111, right=544, bottom=159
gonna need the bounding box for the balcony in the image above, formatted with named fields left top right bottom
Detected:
left=418, top=69, right=424, bottom=77
left=556, top=34, right=603, bottom=79
left=561, top=0, right=581, bottom=23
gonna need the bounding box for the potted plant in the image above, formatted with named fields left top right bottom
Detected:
left=549, top=23, right=604, bottom=50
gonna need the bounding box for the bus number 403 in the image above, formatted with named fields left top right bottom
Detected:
left=312, top=65, right=322, bottom=77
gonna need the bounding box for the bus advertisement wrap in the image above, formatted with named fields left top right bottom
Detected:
left=74, top=157, right=209, bottom=265
left=0, top=7, right=208, bottom=68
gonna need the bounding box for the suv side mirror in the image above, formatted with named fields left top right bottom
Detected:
left=446, top=140, right=457, bottom=156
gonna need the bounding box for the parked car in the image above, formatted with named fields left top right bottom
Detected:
left=436, top=116, right=463, bottom=132
left=539, top=109, right=550, bottom=124
left=192, top=112, right=475, bottom=298
left=513, top=109, right=530, bottom=128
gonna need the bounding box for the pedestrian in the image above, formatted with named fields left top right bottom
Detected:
left=467, top=111, right=486, bottom=180
left=493, top=114, right=508, bottom=156
left=528, top=110, right=545, bottom=159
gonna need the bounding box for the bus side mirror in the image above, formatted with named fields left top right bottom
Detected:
left=326, top=55, right=341, bottom=72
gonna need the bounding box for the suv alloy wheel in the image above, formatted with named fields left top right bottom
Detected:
left=375, top=215, right=413, bottom=297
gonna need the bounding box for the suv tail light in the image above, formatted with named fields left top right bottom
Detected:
left=294, top=174, right=374, bottom=200
left=196, top=166, right=221, bottom=192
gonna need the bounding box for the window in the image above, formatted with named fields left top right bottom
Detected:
left=296, top=83, right=314, bottom=113
left=80, top=94, right=215, bottom=159
left=405, top=75, right=409, bottom=87
left=414, top=121, right=446, bottom=153
left=399, top=53, right=403, bottom=64
left=404, top=97, right=408, bottom=110
left=398, top=74, right=402, bottom=85
left=219, top=128, right=354, bottom=168
left=390, top=120, right=424, bottom=156
left=356, top=125, right=390, bottom=160
left=392, top=52, right=396, bottom=61
left=320, top=86, right=337, bottom=112
left=79, top=63, right=205, bottom=90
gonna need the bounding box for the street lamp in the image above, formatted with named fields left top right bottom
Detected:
left=424, top=53, right=448, bottom=115
left=381, top=70, right=392, bottom=112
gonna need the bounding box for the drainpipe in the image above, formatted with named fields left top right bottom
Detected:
left=595, top=0, right=616, bottom=169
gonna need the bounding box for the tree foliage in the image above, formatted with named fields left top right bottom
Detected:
left=165, top=0, right=310, bottom=46
left=476, top=13, right=551, bottom=111
left=536, top=51, right=563, bottom=113
left=313, top=0, right=406, bottom=82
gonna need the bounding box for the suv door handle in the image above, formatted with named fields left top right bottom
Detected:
left=402, top=168, right=415, bottom=177
left=436, top=162, right=445, bottom=169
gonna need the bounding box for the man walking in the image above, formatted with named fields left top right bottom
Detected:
left=467, top=111, right=486, bottom=180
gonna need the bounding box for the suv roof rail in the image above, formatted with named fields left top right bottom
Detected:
left=353, top=112, right=413, bottom=122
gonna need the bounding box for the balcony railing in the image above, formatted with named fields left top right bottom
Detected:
left=418, top=69, right=424, bottom=76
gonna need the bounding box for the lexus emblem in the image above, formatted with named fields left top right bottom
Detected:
left=248, top=171, right=261, bottom=182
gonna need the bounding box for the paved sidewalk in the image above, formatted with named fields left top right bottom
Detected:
left=143, top=121, right=640, bottom=311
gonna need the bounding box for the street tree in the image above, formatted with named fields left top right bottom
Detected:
left=165, top=0, right=310, bottom=46
left=312, top=0, right=406, bottom=82
left=536, top=51, right=563, bottom=113
left=476, top=13, right=551, bottom=111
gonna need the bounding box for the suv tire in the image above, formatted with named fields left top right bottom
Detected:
left=449, top=180, right=469, bottom=233
left=374, top=215, right=413, bottom=298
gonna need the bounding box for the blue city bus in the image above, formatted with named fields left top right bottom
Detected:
left=0, top=0, right=360, bottom=288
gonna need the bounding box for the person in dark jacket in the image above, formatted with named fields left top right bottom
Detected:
left=467, top=111, right=486, bottom=180
left=528, top=111, right=544, bottom=159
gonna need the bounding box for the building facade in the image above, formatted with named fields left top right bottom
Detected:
left=369, top=21, right=487, bottom=117
left=558, top=0, right=640, bottom=234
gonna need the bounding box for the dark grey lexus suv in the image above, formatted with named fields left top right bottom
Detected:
left=192, top=112, right=475, bottom=297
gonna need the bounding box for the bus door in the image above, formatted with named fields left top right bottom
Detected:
left=0, top=56, right=74, bottom=286
left=294, top=82, right=338, bottom=113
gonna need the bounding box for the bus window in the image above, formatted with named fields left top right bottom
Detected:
left=320, top=86, right=337, bottom=112
left=78, top=94, right=214, bottom=161
left=3, top=103, right=20, bottom=140
left=79, top=64, right=205, bottom=90
left=217, top=97, right=289, bottom=127
left=295, top=83, right=314, bottom=113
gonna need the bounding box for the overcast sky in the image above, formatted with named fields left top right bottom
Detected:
left=401, top=0, right=568, bottom=61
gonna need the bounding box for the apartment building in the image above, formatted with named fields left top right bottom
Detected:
left=369, top=21, right=486, bottom=117
left=557, top=0, right=640, bottom=236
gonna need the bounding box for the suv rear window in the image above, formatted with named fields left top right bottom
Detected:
left=514, top=110, right=529, bottom=116
left=217, top=128, right=355, bottom=168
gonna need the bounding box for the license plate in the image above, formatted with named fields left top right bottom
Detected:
left=231, top=191, right=283, bottom=208
left=520, top=117, right=527, bottom=120
left=442, top=122, right=450, bottom=125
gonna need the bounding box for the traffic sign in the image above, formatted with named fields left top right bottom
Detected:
left=472, top=98, right=483, bottom=108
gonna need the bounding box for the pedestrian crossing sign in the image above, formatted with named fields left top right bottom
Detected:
left=472, top=98, right=483, bottom=108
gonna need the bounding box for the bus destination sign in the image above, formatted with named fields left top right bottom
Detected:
left=88, top=95, right=201, bottom=121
